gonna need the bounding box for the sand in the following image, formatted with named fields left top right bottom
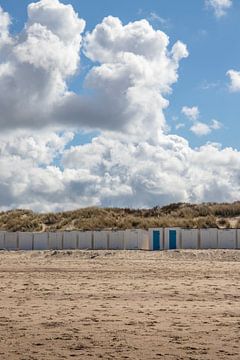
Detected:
left=0, top=249, right=239, bottom=360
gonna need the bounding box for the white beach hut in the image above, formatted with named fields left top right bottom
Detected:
left=199, top=228, right=218, bottom=249
left=63, top=231, right=78, bottom=249
left=124, top=230, right=139, bottom=250
left=218, top=229, right=237, bottom=249
left=33, top=232, right=49, bottom=250
left=18, top=232, right=33, bottom=250
left=93, top=231, right=109, bottom=250
left=49, top=232, right=63, bottom=250
left=237, top=229, right=240, bottom=249
left=5, top=232, right=18, bottom=250
left=0, top=231, right=5, bottom=249
left=148, top=228, right=164, bottom=250
left=164, top=228, right=181, bottom=250
left=138, top=230, right=151, bottom=250
left=109, top=230, right=125, bottom=250
left=181, top=229, right=199, bottom=249
left=78, top=231, right=93, bottom=249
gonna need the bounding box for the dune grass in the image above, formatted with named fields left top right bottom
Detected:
left=1, top=202, right=240, bottom=232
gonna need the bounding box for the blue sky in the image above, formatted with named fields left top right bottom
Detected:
left=0, top=0, right=240, bottom=211
left=1, top=0, right=240, bottom=148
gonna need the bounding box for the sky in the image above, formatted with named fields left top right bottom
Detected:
left=0, top=0, right=240, bottom=211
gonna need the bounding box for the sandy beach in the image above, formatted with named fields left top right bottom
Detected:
left=0, top=249, right=239, bottom=360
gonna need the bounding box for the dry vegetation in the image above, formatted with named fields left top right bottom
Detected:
left=1, top=202, right=240, bottom=232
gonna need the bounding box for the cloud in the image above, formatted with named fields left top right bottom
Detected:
left=181, top=106, right=200, bottom=121
left=51, top=18, right=189, bottom=140
left=47, top=134, right=240, bottom=207
left=0, top=130, right=239, bottom=211
left=181, top=105, right=222, bottom=136
left=211, top=119, right=222, bottom=130
left=190, top=119, right=222, bottom=136
left=147, top=12, right=171, bottom=29
left=205, top=0, right=232, bottom=17
left=227, top=69, right=240, bottom=92
left=0, top=130, right=74, bottom=164
left=0, top=1, right=239, bottom=211
left=0, top=4, right=188, bottom=140
left=0, top=130, right=75, bottom=210
left=77, top=16, right=188, bottom=139
left=200, top=80, right=220, bottom=90
left=190, top=122, right=212, bottom=136
left=0, top=6, right=11, bottom=46
left=175, top=123, right=185, bottom=130
left=0, top=0, right=85, bottom=130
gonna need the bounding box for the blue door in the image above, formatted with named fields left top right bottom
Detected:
left=153, top=230, right=160, bottom=250
left=169, top=230, right=177, bottom=249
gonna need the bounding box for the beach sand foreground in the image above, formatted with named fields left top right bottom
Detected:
left=0, top=250, right=239, bottom=360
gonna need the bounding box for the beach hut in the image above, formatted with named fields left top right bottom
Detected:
left=0, top=231, right=5, bottom=250
left=199, top=228, right=218, bottom=249
left=181, top=229, right=199, bottom=249
left=63, top=231, right=78, bottom=249
left=49, top=232, right=63, bottom=250
left=124, top=230, right=139, bottom=250
left=149, top=228, right=163, bottom=250
left=138, top=230, right=151, bottom=250
left=93, top=231, right=109, bottom=250
left=109, top=231, right=124, bottom=250
left=5, top=232, right=18, bottom=250
left=164, top=228, right=181, bottom=250
left=218, top=229, right=237, bottom=249
left=78, top=231, right=93, bottom=249
left=33, top=232, right=49, bottom=250
left=237, top=229, right=240, bottom=249
left=18, top=232, right=33, bottom=250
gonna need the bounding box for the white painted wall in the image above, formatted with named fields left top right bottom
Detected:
left=200, top=229, right=218, bottom=249
left=18, top=232, right=33, bottom=250
left=5, top=232, right=18, bottom=250
left=2, top=228, right=240, bottom=251
left=33, top=233, right=49, bottom=250
left=49, top=232, right=63, bottom=250
left=237, top=229, right=240, bottom=249
left=78, top=231, right=93, bottom=249
left=218, top=229, right=237, bottom=249
left=164, top=228, right=181, bottom=250
left=124, top=230, right=139, bottom=250
left=181, top=229, right=199, bottom=249
left=138, top=230, right=150, bottom=250
left=109, top=231, right=124, bottom=250
left=0, top=231, right=5, bottom=249
left=63, top=232, right=78, bottom=249
left=94, top=231, right=109, bottom=250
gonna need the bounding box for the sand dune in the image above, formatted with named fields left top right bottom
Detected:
left=0, top=250, right=239, bottom=360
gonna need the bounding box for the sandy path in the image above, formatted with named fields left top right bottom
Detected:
left=0, top=250, right=239, bottom=360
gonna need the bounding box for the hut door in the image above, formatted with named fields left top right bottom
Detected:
left=153, top=230, right=160, bottom=250
left=169, top=230, right=177, bottom=249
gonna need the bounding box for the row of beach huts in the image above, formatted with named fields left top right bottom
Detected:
left=0, top=228, right=240, bottom=251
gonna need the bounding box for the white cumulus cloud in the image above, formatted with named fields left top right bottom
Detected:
left=227, top=69, right=240, bottom=92
left=57, top=16, right=188, bottom=140
left=1, top=130, right=239, bottom=211
left=0, top=6, right=11, bottom=46
left=0, top=0, right=85, bottom=130
left=190, top=122, right=212, bottom=136
left=0, top=3, right=188, bottom=140
left=181, top=106, right=200, bottom=121
left=0, top=1, right=239, bottom=212
left=205, top=0, right=232, bottom=17
left=190, top=119, right=222, bottom=136
left=211, top=119, right=222, bottom=130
